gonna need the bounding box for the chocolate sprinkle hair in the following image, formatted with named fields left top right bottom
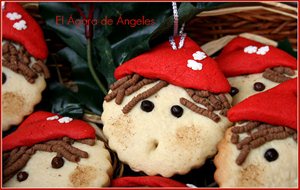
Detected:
left=105, top=73, right=231, bottom=122
left=230, top=121, right=297, bottom=165
left=262, top=66, right=295, bottom=83
left=2, top=41, right=50, bottom=83
left=3, top=138, right=95, bottom=183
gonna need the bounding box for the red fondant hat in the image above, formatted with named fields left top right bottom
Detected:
left=111, top=176, right=187, bottom=187
left=3, top=111, right=95, bottom=151
left=3, top=2, right=48, bottom=59
left=115, top=37, right=230, bottom=93
left=215, top=37, right=296, bottom=77
left=228, top=78, right=297, bottom=130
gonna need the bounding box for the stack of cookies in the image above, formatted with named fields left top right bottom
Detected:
left=2, top=2, right=297, bottom=188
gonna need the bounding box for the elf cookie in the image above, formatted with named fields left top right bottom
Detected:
left=102, top=37, right=233, bottom=177
left=2, top=2, right=50, bottom=131
left=3, top=111, right=113, bottom=187
left=215, top=37, right=297, bottom=105
left=214, top=78, right=297, bottom=187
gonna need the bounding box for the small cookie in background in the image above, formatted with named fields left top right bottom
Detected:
left=214, top=78, right=297, bottom=187
left=215, top=37, right=297, bottom=105
left=2, top=2, right=50, bottom=131
left=3, top=111, right=113, bottom=187
left=102, top=37, right=233, bottom=177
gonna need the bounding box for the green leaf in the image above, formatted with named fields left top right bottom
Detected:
left=277, top=38, right=297, bottom=58
left=36, top=81, right=84, bottom=118
left=57, top=47, right=104, bottom=115
left=39, top=2, right=199, bottom=116
left=37, top=47, right=104, bottom=117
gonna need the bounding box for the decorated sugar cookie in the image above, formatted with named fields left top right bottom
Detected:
left=215, top=37, right=297, bottom=105
left=214, top=79, right=297, bottom=187
left=102, top=37, right=233, bottom=177
left=2, top=2, right=50, bottom=131
left=3, top=111, right=113, bottom=187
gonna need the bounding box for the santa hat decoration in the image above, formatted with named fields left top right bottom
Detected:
left=3, top=111, right=95, bottom=151
left=228, top=78, right=297, bottom=130
left=2, top=2, right=48, bottom=59
left=215, top=37, right=296, bottom=77
left=111, top=176, right=187, bottom=187
left=115, top=37, right=230, bottom=93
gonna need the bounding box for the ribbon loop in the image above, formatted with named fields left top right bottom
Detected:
left=169, top=2, right=186, bottom=50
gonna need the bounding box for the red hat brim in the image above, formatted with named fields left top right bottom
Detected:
left=3, top=2, right=48, bottom=60
left=215, top=37, right=296, bottom=77
left=115, top=37, right=230, bottom=93
left=3, top=111, right=95, bottom=151
left=111, top=176, right=187, bottom=187
left=228, top=78, right=297, bottom=130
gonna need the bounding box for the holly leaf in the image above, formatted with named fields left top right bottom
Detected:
left=37, top=47, right=104, bottom=116
left=277, top=38, right=297, bottom=58
left=39, top=2, right=199, bottom=116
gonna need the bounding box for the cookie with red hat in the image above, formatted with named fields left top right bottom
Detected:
left=215, top=37, right=297, bottom=105
left=102, top=36, right=233, bottom=177
left=214, top=78, right=297, bottom=187
left=3, top=111, right=113, bottom=187
left=2, top=2, right=50, bottom=131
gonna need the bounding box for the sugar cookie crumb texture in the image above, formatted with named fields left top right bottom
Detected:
left=69, top=165, right=97, bottom=187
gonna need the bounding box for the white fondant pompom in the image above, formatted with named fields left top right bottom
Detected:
left=58, top=117, right=73, bottom=124
left=256, top=46, right=270, bottom=55
left=187, top=59, right=203, bottom=71
left=244, top=45, right=258, bottom=54
left=6, top=12, right=22, bottom=20
left=13, top=20, right=27, bottom=30
left=193, top=51, right=207, bottom=61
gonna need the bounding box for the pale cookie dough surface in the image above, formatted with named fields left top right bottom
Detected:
left=214, top=128, right=297, bottom=187
left=2, top=67, right=46, bottom=131
left=103, top=82, right=232, bottom=177
left=2, top=41, right=47, bottom=131
left=4, top=140, right=113, bottom=187
left=228, top=71, right=297, bottom=105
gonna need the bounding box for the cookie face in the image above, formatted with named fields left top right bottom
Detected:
left=214, top=127, right=297, bottom=187
left=4, top=140, right=113, bottom=187
left=228, top=70, right=297, bottom=105
left=103, top=80, right=232, bottom=177
left=2, top=66, right=46, bottom=130
left=2, top=41, right=48, bottom=131
left=3, top=112, right=113, bottom=187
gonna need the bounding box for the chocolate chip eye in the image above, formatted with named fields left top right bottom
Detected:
left=52, top=156, right=65, bottom=169
left=264, top=148, right=279, bottom=162
left=2, top=72, right=6, bottom=84
left=230, top=87, right=239, bottom=96
left=141, top=100, right=154, bottom=112
left=253, top=82, right=265, bottom=91
left=17, top=171, right=29, bottom=182
left=171, top=105, right=183, bottom=118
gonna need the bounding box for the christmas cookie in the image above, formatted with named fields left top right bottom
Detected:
left=215, top=37, right=297, bottom=105
left=2, top=2, right=50, bottom=131
left=3, top=111, right=113, bottom=187
left=214, top=78, right=297, bottom=187
left=102, top=37, right=232, bottom=177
